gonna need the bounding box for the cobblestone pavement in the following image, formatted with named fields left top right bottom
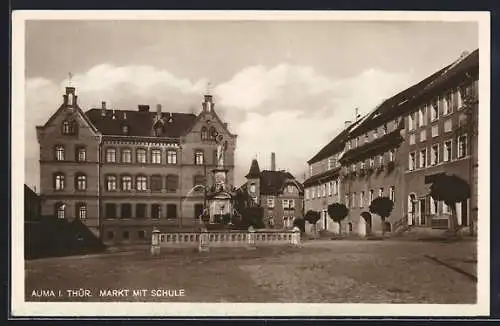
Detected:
left=25, top=240, right=476, bottom=303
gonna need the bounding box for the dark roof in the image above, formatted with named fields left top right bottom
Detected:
left=303, top=167, right=341, bottom=187
left=307, top=119, right=363, bottom=164
left=245, top=159, right=261, bottom=178
left=259, top=170, right=303, bottom=195
left=349, top=49, right=479, bottom=138
left=85, top=109, right=197, bottom=138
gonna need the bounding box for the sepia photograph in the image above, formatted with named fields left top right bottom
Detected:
left=11, top=11, right=490, bottom=317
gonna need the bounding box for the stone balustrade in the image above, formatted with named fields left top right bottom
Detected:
left=150, top=228, right=301, bottom=255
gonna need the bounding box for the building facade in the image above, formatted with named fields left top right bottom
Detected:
left=303, top=49, right=479, bottom=235
left=239, top=155, right=304, bottom=229
left=36, top=87, right=237, bottom=244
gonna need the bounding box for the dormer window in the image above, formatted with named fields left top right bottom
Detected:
left=122, top=125, right=129, bottom=135
left=62, top=119, right=77, bottom=135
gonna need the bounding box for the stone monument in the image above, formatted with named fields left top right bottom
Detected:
left=207, top=137, right=234, bottom=224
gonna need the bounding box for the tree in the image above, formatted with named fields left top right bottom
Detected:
left=369, top=197, right=394, bottom=235
left=304, top=210, right=321, bottom=238
left=430, top=174, right=470, bottom=232
left=293, top=218, right=305, bottom=233
left=327, top=203, right=349, bottom=235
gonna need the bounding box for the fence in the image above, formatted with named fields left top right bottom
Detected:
left=150, top=228, right=301, bottom=254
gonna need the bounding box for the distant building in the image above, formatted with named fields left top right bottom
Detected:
left=24, top=185, right=41, bottom=222
left=36, top=86, right=237, bottom=244
left=304, top=49, right=478, bottom=235
left=238, top=154, right=304, bottom=228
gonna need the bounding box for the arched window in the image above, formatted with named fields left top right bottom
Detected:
left=76, top=203, right=87, bottom=220
left=75, top=173, right=87, bottom=191
left=55, top=202, right=66, bottom=219
left=54, top=173, right=65, bottom=191
left=209, top=126, right=217, bottom=140
left=201, top=126, right=208, bottom=141
left=55, top=145, right=65, bottom=161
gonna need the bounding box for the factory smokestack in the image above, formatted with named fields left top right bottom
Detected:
left=271, top=152, right=276, bottom=171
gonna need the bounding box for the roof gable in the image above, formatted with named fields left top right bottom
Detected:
left=259, top=170, right=303, bottom=195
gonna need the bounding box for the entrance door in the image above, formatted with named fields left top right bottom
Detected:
left=419, top=199, right=426, bottom=225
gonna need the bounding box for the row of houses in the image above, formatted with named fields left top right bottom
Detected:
left=304, top=49, right=479, bottom=235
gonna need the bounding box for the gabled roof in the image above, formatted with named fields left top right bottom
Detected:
left=85, top=109, right=197, bottom=138
left=259, top=170, right=303, bottom=196
left=303, top=166, right=341, bottom=187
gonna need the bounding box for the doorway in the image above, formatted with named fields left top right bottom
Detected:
left=419, top=199, right=426, bottom=226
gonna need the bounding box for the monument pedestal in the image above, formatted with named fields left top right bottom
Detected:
left=207, top=167, right=234, bottom=224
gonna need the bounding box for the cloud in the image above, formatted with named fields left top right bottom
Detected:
left=24, top=63, right=414, bottom=190
left=216, top=64, right=414, bottom=184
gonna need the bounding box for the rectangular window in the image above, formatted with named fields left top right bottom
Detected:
left=195, top=150, right=204, bottom=165
left=409, top=134, right=416, bottom=145
left=151, top=204, right=162, bottom=219
left=121, top=203, right=132, bottom=219
left=267, top=196, right=275, bottom=208
left=136, top=149, right=147, bottom=163
left=76, top=174, right=87, bottom=191
left=305, top=189, right=309, bottom=200
left=136, top=204, right=146, bottom=218
left=360, top=191, right=365, bottom=208
left=106, top=175, right=117, bottom=191
left=55, top=146, right=65, bottom=161
left=150, top=175, right=163, bottom=192
left=452, top=89, right=460, bottom=110
left=458, top=134, right=468, bottom=158
left=123, top=231, right=129, bottom=240
left=432, top=125, right=439, bottom=138
left=369, top=190, right=374, bottom=204
left=344, top=194, right=349, bottom=206
left=418, top=106, right=427, bottom=127
left=290, top=200, right=295, bottom=209
left=282, top=199, right=289, bottom=209
left=351, top=193, right=356, bottom=208
left=322, top=184, right=327, bottom=197
left=443, top=92, right=452, bottom=115
left=409, top=152, right=416, bottom=171
left=106, top=148, right=116, bottom=163
left=408, top=112, right=416, bottom=131
left=76, top=203, right=87, bottom=220
left=138, top=230, right=146, bottom=240
left=444, top=119, right=452, bottom=132
left=378, top=188, right=384, bottom=197
left=389, top=186, right=395, bottom=202
left=121, top=175, right=132, bottom=191
left=355, top=137, right=359, bottom=147
left=328, top=156, right=336, bottom=170
left=431, top=144, right=439, bottom=166
left=136, top=176, right=148, bottom=191
left=121, top=149, right=132, bottom=163
left=76, top=147, right=86, bottom=162
left=419, top=149, right=427, bottom=168
left=311, top=187, right=316, bottom=198
left=317, top=186, right=321, bottom=198
left=389, top=150, right=395, bottom=162
left=327, top=182, right=332, bottom=196
left=444, top=140, right=452, bottom=162
left=151, top=149, right=162, bottom=164
left=369, top=157, right=375, bottom=168
left=431, top=99, right=439, bottom=122
left=105, top=203, right=116, bottom=219
left=193, top=175, right=205, bottom=188
left=166, top=175, right=179, bottom=193
left=167, top=150, right=177, bottom=164
left=166, top=204, right=177, bottom=219
left=420, top=129, right=427, bottom=142
left=333, top=180, right=339, bottom=195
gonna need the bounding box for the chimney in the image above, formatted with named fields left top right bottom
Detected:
left=138, top=105, right=150, bottom=112
left=344, top=120, right=352, bottom=128
left=271, top=152, right=276, bottom=171
left=156, top=104, right=162, bottom=114
left=101, top=101, right=107, bottom=117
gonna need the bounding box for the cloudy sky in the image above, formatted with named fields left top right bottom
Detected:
left=24, top=19, right=478, bottom=189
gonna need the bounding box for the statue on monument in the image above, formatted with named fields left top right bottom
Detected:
left=216, top=139, right=227, bottom=168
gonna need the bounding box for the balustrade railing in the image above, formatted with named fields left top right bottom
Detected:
left=150, top=228, right=301, bottom=254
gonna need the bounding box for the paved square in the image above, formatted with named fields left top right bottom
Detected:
left=25, top=240, right=476, bottom=303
